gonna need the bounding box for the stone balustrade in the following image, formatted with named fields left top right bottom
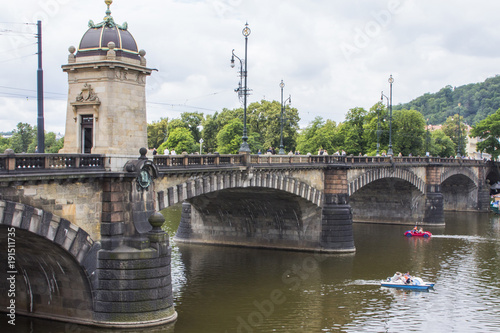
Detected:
left=0, top=152, right=488, bottom=176
left=0, top=153, right=104, bottom=173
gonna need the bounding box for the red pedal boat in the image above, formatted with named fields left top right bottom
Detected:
left=405, top=229, right=432, bottom=238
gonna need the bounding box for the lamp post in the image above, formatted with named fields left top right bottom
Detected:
left=456, top=103, right=461, bottom=157
left=278, top=80, right=291, bottom=155
left=379, top=92, right=389, bottom=156
left=426, top=118, right=430, bottom=156
left=231, top=23, right=251, bottom=153
left=387, top=75, right=394, bottom=156
left=36, top=20, right=45, bottom=153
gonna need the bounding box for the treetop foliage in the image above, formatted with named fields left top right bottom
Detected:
left=1, top=122, right=63, bottom=154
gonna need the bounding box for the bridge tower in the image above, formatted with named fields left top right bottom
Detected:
left=60, top=0, right=153, bottom=156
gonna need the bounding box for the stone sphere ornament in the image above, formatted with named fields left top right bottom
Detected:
left=148, top=212, right=165, bottom=232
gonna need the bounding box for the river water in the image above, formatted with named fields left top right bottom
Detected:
left=4, top=208, right=500, bottom=333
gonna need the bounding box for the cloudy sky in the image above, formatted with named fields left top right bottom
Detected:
left=1, top=0, right=500, bottom=135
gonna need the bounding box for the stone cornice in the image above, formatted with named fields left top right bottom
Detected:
left=62, top=59, right=154, bottom=75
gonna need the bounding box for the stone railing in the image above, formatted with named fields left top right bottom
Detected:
left=154, top=154, right=244, bottom=169
left=250, top=154, right=486, bottom=166
left=0, top=153, right=105, bottom=173
left=0, top=152, right=487, bottom=175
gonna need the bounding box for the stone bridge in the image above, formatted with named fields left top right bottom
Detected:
left=152, top=154, right=493, bottom=244
left=0, top=151, right=497, bottom=327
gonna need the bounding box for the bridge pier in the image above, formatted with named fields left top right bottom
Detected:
left=93, top=158, right=176, bottom=327
left=422, top=165, right=445, bottom=225
left=320, top=194, right=355, bottom=252
left=477, top=183, right=491, bottom=212
left=477, top=166, right=491, bottom=212
left=94, top=218, right=176, bottom=327
left=423, top=185, right=445, bottom=225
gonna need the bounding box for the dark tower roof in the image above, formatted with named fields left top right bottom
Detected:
left=76, top=0, right=139, bottom=60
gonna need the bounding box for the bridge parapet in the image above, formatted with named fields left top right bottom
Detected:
left=0, top=152, right=104, bottom=173
left=155, top=154, right=244, bottom=169
left=0, top=152, right=488, bottom=176
left=155, top=154, right=486, bottom=169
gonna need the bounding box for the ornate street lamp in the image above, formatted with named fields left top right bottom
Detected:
left=379, top=92, right=389, bottom=156
left=231, top=23, right=251, bottom=153
left=278, top=80, right=291, bottom=155
left=387, top=75, right=394, bottom=156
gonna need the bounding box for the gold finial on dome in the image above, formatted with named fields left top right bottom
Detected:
left=88, top=0, right=127, bottom=30
left=104, top=0, right=113, bottom=20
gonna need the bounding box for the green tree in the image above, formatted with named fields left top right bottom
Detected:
left=396, top=75, right=500, bottom=126
left=147, top=117, right=169, bottom=149
left=10, top=122, right=35, bottom=153
left=296, top=117, right=324, bottom=154
left=315, top=119, right=342, bottom=154
left=363, top=102, right=388, bottom=155
left=429, top=129, right=455, bottom=157
left=246, top=100, right=300, bottom=152
left=0, top=135, right=10, bottom=153
left=45, top=133, right=64, bottom=153
left=392, top=109, right=426, bottom=156
left=216, top=118, right=244, bottom=154
left=26, top=131, right=64, bottom=153
left=470, top=108, right=500, bottom=160
left=202, top=100, right=300, bottom=154
left=340, top=107, right=368, bottom=155
left=181, top=112, right=204, bottom=143
left=165, top=127, right=196, bottom=153
left=201, top=112, right=220, bottom=153
left=442, top=113, right=468, bottom=156
left=296, top=117, right=342, bottom=155
left=168, top=118, right=190, bottom=132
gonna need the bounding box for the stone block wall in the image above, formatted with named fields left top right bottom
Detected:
left=94, top=232, right=176, bottom=326
left=321, top=168, right=355, bottom=252
left=324, top=168, right=348, bottom=195
left=101, top=179, right=131, bottom=250
left=0, top=180, right=103, bottom=241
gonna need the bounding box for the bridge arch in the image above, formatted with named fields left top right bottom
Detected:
left=158, top=171, right=332, bottom=252
left=440, top=167, right=479, bottom=188
left=348, top=167, right=426, bottom=196
left=440, top=168, right=480, bottom=211
left=157, top=170, right=324, bottom=210
left=0, top=200, right=99, bottom=324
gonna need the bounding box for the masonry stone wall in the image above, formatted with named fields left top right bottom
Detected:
left=0, top=180, right=103, bottom=241
left=288, top=169, right=325, bottom=191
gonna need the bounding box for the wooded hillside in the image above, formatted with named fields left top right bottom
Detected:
left=394, top=75, right=500, bottom=125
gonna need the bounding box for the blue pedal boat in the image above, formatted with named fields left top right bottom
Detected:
left=381, top=275, right=434, bottom=290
